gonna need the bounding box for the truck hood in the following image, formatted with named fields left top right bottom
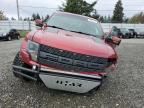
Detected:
left=32, top=27, right=116, bottom=58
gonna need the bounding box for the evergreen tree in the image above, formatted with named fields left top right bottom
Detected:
left=31, top=13, right=37, bottom=21
left=103, top=16, right=107, bottom=23
left=99, top=16, right=104, bottom=23
left=112, top=0, right=124, bottom=23
left=43, top=15, right=49, bottom=22
left=108, top=15, right=111, bottom=23
left=91, top=9, right=100, bottom=19
left=31, top=13, right=41, bottom=20
left=11, top=17, right=16, bottom=20
left=36, top=13, right=40, bottom=19
left=24, top=17, right=30, bottom=21
left=123, top=17, right=129, bottom=23
left=60, top=0, right=97, bottom=16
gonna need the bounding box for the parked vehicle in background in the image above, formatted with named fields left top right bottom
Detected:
left=12, top=12, right=121, bottom=93
left=129, top=29, right=137, bottom=38
left=120, top=28, right=131, bottom=38
left=128, top=29, right=134, bottom=38
left=135, top=29, right=144, bottom=38
left=0, top=29, right=20, bottom=41
left=110, top=26, right=122, bottom=38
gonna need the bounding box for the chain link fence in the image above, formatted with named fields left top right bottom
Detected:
left=0, top=21, right=144, bottom=33
left=0, top=21, right=36, bottom=31
left=101, top=23, right=144, bottom=32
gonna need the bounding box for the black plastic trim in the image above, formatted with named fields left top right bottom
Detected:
left=39, top=70, right=102, bottom=81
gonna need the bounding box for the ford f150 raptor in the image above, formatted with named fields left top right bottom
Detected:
left=12, top=12, right=121, bottom=93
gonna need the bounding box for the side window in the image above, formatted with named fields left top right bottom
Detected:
left=10, top=29, right=13, bottom=32
left=10, top=29, right=16, bottom=32
left=13, top=29, right=16, bottom=32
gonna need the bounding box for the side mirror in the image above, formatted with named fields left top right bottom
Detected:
left=105, top=36, right=121, bottom=46
left=35, top=19, right=43, bottom=27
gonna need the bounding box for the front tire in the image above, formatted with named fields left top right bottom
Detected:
left=7, top=36, right=12, bottom=41
left=17, top=35, right=20, bottom=40
left=13, top=52, right=31, bottom=81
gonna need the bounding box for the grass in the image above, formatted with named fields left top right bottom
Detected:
left=18, top=30, right=29, bottom=38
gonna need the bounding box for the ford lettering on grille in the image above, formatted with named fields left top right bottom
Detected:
left=38, top=45, right=109, bottom=72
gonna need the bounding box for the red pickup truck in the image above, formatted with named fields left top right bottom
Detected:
left=12, top=12, right=121, bottom=93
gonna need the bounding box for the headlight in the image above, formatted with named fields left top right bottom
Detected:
left=3, top=33, right=7, bottom=36
left=27, top=40, right=39, bottom=61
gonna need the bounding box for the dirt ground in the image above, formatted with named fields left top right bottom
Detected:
left=0, top=39, right=144, bottom=108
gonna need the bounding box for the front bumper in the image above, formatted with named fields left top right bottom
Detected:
left=0, top=36, right=6, bottom=40
left=13, top=65, right=102, bottom=93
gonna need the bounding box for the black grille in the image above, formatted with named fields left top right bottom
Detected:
left=38, top=44, right=109, bottom=72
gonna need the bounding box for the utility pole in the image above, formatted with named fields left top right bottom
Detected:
left=16, top=0, right=20, bottom=20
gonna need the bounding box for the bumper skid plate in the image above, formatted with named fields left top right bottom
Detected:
left=13, top=65, right=102, bottom=93
left=40, top=68, right=102, bottom=93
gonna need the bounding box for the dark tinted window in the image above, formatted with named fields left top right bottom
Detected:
left=10, top=29, right=16, bottom=32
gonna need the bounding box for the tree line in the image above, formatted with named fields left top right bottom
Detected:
left=0, top=0, right=144, bottom=24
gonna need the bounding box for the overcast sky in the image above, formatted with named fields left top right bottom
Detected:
left=1, top=0, right=144, bottom=19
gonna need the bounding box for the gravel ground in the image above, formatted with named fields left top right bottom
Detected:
left=0, top=39, right=144, bottom=108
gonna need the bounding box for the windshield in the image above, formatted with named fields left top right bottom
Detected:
left=129, top=29, right=134, bottom=31
left=47, top=13, right=104, bottom=38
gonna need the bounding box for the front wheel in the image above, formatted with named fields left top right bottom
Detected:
left=7, top=36, right=12, bottom=41
left=17, top=35, right=20, bottom=40
left=13, top=52, right=31, bottom=81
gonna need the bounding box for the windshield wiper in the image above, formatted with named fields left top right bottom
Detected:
left=48, top=25, right=68, bottom=31
left=48, top=26, right=99, bottom=37
left=69, top=30, right=97, bottom=37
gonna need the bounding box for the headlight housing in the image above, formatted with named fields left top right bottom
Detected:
left=27, top=40, right=39, bottom=61
left=2, top=33, right=7, bottom=36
